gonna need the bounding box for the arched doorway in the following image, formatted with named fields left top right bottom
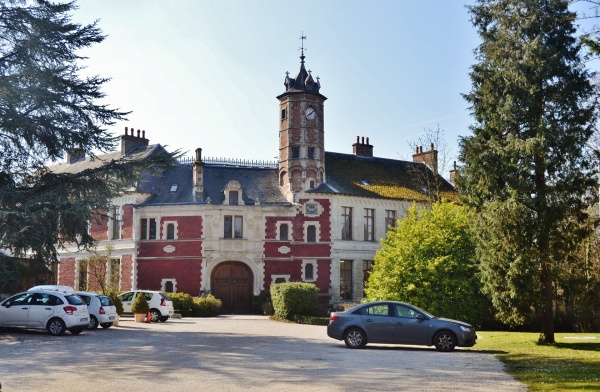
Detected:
left=211, top=261, right=253, bottom=314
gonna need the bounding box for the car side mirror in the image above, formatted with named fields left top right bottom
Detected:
left=416, top=314, right=427, bottom=321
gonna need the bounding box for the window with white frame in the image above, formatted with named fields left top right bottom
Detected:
left=364, top=208, right=375, bottom=241
left=111, top=205, right=121, bottom=240
left=278, top=222, right=289, bottom=241
left=224, top=215, right=243, bottom=238
left=342, top=207, right=353, bottom=240
left=385, top=210, right=397, bottom=232
left=303, top=221, right=320, bottom=243
left=161, top=278, right=176, bottom=293
left=271, top=275, right=289, bottom=284
left=302, top=259, right=317, bottom=282
left=163, top=221, right=178, bottom=240
left=140, top=218, right=157, bottom=240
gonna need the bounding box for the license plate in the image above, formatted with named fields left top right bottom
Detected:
left=109, top=316, right=116, bottom=320
left=80, top=318, right=88, bottom=322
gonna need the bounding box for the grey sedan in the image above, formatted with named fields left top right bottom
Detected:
left=327, top=301, right=477, bottom=351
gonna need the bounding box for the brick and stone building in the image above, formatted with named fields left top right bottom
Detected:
left=50, top=50, right=454, bottom=313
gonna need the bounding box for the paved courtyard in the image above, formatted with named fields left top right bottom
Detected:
left=0, top=315, right=525, bottom=391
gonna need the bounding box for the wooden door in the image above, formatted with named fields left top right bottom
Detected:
left=211, top=262, right=252, bottom=313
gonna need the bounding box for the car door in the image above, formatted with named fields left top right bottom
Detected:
left=359, top=304, right=394, bottom=343
left=391, top=304, right=430, bottom=345
left=119, top=291, right=135, bottom=313
left=27, top=293, right=57, bottom=328
left=0, top=293, right=34, bottom=326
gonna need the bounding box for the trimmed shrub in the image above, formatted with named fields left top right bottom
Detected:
left=169, top=292, right=222, bottom=317
left=271, top=282, right=319, bottom=320
left=131, top=292, right=149, bottom=314
left=106, top=290, right=124, bottom=315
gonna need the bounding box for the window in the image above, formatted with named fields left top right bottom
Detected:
left=78, top=260, right=88, bottom=291
left=162, top=279, right=176, bottom=293
left=340, top=260, right=353, bottom=300
left=307, top=225, right=316, bottom=242
left=229, top=190, right=239, bottom=205
left=280, top=224, right=289, bottom=241
left=385, top=210, right=397, bottom=232
left=305, top=263, right=314, bottom=281
left=170, top=184, right=178, bottom=192
left=281, top=108, right=287, bottom=120
left=109, top=258, right=120, bottom=291
left=166, top=223, right=175, bottom=240
left=342, top=207, right=353, bottom=240
left=364, top=208, right=375, bottom=241
left=111, top=206, right=121, bottom=240
left=362, top=304, right=390, bottom=316
left=363, top=260, right=374, bottom=297
left=224, top=215, right=243, bottom=238
left=292, top=147, right=300, bottom=158
left=309, top=180, right=315, bottom=189
left=308, top=147, right=315, bottom=159
left=140, top=218, right=157, bottom=240
left=165, top=281, right=174, bottom=292
left=394, top=304, right=420, bottom=318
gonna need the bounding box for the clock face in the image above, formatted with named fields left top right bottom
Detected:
left=305, top=106, right=317, bottom=121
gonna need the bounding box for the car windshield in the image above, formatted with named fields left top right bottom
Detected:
left=65, top=295, right=85, bottom=305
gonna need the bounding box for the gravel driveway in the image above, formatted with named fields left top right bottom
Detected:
left=0, top=315, right=525, bottom=391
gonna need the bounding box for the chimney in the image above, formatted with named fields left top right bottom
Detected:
left=412, top=143, right=438, bottom=175
left=66, top=147, right=85, bottom=164
left=449, top=161, right=458, bottom=184
left=193, top=148, right=204, bottom=202
left=352, top=136, right=374, bottom=157
left=120, top=126, right=149, bottom=156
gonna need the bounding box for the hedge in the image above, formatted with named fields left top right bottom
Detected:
left=271, top=282, right=319, bottom=320
left=169, top=293, right=222, bottom=317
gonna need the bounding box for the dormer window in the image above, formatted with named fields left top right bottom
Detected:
left=229, top=191, right=239, bottom=205
left=170, top=184, right=178, bottom=192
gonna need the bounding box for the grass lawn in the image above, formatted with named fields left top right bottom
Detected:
left=473, top=332, right=600, bottom=391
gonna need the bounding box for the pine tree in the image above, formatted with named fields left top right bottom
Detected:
left=0, top=0, right=174, bottom=287
left=458, top=0, right=598, bottom=343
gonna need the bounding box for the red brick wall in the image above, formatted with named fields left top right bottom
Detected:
left=58, top=258, right=76, bottom=287
left=121, top=205, right=134, bottom=239
left=90, top=211, right=108, bottom=241
left=160, top=216, right=202, bottom=240
left=137, top=259, right=202, bottom=295
left=121, top=255, right=133, bottom=291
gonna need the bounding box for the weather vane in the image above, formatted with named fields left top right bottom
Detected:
left=299, top=31, right=307, bottom=57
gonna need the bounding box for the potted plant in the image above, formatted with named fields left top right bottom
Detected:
left=131, top=292, right=149, bottom=323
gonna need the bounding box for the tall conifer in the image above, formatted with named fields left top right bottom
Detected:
left=458, top=0, right=598, bottom=343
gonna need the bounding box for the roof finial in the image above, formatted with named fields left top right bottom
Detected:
left=299, top=31, right=307, bottom=63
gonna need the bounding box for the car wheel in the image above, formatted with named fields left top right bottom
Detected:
left=69, top=327, right=84, bottom=335
left=434, top=331, right=457, bottom=352
left=87, top=315, right=99, bottom=330
left=344, top=328, right=367, bottom=349
left=100, top=323, right=113, bottom=329
left=47, top=318, right=66, bottom=336
left=150, top=309, right=160, bottom=323
left=160, top=316, right=169, bottom=322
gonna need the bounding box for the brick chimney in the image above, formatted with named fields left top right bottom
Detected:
left=66, top=147, right=85, bottom=164
left=121, top=127, right=149, bottom=156
left=352, top=136, right=373, bottom=157
left=449, top=161, right=458, bottom=184
left=412, top=143, right=438, bottom=175
left=193, top=148, right=204, bottom=202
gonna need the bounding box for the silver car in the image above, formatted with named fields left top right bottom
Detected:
left=75, top=292, right=118, bottom=329
left=0, top=289, right=89, bottom=335
left=327, top=301, right=477, bottom=351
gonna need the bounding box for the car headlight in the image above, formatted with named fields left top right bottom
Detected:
left=460, top=325, right=473, bottom=333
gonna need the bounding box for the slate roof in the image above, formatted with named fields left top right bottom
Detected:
left=309, top=152, right=456, bottom=201
left=50, top=145, right=161, bottom=174
left=139, top=163, right=289, bottom=206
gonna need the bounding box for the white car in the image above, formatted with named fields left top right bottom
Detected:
left=0, top=289, right=89, bottom=335
left=118, top=290, right=174, bottom=322
left=75, top=292, right=118, bottom=330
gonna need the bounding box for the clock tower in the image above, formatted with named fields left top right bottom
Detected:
left=277, top=38, right=327, bottom=202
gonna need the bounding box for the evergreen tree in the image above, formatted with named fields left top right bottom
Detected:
left=458, top=0, right=598, bottom=343
left=0, top=0, right=174, bottom=285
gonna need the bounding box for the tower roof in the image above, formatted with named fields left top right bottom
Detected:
left=279, top=35, right=324, bottom=97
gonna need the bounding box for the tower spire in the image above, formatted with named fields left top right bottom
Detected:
left=299, top=32, right=306, bottom=63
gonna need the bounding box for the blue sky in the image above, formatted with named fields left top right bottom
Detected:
left=71, top=1, right=595, bottom=177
